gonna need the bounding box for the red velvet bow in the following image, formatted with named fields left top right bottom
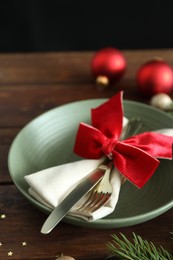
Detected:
left=74, top=92, right=173, bottom=188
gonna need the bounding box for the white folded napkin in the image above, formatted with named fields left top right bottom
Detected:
left=24, top=117, right=173, bottom=222
left=25, top=157, right=122, bottom=221
left=24, top=118, right=128, bottom=222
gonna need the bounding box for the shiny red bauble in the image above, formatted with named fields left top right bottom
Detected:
left=91, top=47, right=126, bottom=86
left=136, top=59, right=173, bottom=97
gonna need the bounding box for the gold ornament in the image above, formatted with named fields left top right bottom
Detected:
left=22, top=241, right=27, bottom=246
left=55, top=253, right=75, bottom=260
left=8, top=251, right=13, bottom=257
left=0, top=214, right=6, bottom=219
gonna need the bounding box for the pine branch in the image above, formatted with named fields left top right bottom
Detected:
left=107, top=233, right=173, bottom=260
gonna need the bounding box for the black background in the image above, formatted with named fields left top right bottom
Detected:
left=1, top=1, right=173, bottom=52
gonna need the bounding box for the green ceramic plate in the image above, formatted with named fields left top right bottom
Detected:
left=8, top=99, right=173, bottom=229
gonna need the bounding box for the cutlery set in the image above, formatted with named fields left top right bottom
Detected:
left=41, top=118, right=143, bottom=234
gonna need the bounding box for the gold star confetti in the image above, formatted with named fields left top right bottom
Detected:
left=22, top=241, right=27, bottom=246
left=0, top=242, right=2, bottom=246
left=8, top=251, right=13, bottom=256
left=0, top=214, right=6, bottom=219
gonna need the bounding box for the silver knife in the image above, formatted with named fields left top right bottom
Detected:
left=41, top=162, right=107, bottom=234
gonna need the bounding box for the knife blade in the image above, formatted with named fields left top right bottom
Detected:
left=41, top=163, right=107, bottom=234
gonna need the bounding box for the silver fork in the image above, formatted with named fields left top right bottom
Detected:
left=76, top=118, right=143, bottom=214
left=76, top=160, right=113, bottom=213
left=122, top=118, right=143, bottom=140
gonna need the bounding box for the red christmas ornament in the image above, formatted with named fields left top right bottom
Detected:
left=136, top=59, right=173, bottom=97
left=91, top=47, right=126, bottom=87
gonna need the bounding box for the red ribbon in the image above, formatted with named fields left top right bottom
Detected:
left=74, top=92, right=173, bottom=188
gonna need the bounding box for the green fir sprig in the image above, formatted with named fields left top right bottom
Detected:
left=107, top=233, right=173, bottom=260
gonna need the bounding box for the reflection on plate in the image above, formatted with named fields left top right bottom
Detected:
left=8, top=99, right=173, bottom=228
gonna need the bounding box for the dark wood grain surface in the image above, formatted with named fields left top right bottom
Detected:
left=0, top=50, right=173, bottom=260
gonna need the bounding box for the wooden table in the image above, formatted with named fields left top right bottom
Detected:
left=0, top=50, right=173, bottom=260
